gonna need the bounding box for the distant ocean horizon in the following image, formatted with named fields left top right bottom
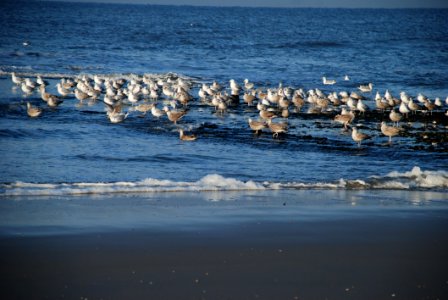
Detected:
left=29, top=0, right=448, bottom=9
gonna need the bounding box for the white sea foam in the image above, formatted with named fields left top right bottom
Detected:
left=1, top=167, right=447, bottom=197
left=372, top=166, right=448, bottom=189
left=0, top=174, right=266, bottom=197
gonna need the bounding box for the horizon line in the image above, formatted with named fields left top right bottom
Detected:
left=37, top=0, right=448, bottom=9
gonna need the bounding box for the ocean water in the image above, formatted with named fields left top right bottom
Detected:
left=1, top=1, right=448, bottom=199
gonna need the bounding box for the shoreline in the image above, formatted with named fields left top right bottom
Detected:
left=1, top=190, right=447, bottom=299
left=1, top=189, right=447, bottom=236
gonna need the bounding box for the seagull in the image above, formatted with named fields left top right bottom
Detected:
left=104, top=95, right=120, bottom=107
left=292, top=92, right=305, bottom=110
left=217, top=99, right=227, bottom=114
left=322, top=77, right=336, bottom=85
left=248, top=118, right=266, bottom=134
left=399, top=101, right=410, bottom=118
left=389, top=109, right=402, bottom=127
left=243, top=91, right=256, bottom=106
left=350, top=91, right=365, bottom=100
left=198, top=86, right=208, bottom=99
left=358, top=83, right=373, bottom=93
left=400, top=91, right=410, bottom=104
left=266, top=119, right=288, bottom=138
left=417, top=93, right=427, bottom=104
left=179, top=129, right=197, bottom=141
left=210, top=81, right=222, bottom=92
left=47, top=95, right=63, bottom=107
left=259, top=106, right=277, bottom=120
left=133, top=103, right=154, bottom=116
left=334, top=112, right=355, bottom=130
left=11, top=72, right=23, bottom=85
left=36, top=75, right=49, bottom=86
left=106, top=104, right=128, bottom=123
left=108, top=111, right=128, bottom=123
left=60, top=78, right=75, bottom=90
left=162, top=85, right=175, bottom=98
left=151, top=105, right=165, bottom=118
left=356, top=99, right=368, bottom=115
left=163, top=106, right=187, bottom=124
left=21, top=82, right=34, bottom=95
left=424, top=100, right=436, bottom=115
left=375, top=98, right=389, bottom=112
left=243, top=79, right=254, bottom=90
left=127, top=92, right=139, bottom=105
left=407, top=98, right=421, bottom=114
left=351, top=127, right=371, bottom=147
left=75, top=89, right=90, bottom=101
left=229, top=79, right=241, bottom=91
left=150, top=87, right=159, bottom=101
left=381, top=121, right=401, bottom=143
left=56, top=83, right=71, bottom=97
left=26, top=102, right=42, bottom=117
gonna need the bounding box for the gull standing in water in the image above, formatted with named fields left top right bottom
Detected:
left=356, top=99, right=368, bottom=115
left=179, top=129, right=197, bottom=141
left=243, top=91, right=256, bottom=106
left=36, top=75, right=49, bottom=86
left=75, top=89, right=90, bottom=101
left=163, top=106, right=187, bottom=124
left=424, top=99, right=436, bottom=115
left=434, top=97, right=443, bottom=108
left=407, top=98, right=421, bottom=114
left=266, top=119, right=288, bottom=138
left=358, top=83, right=373, bottom=93
left=243, top=79, right=254, bottom=91
left=133, top=103, right=154, bottom=116
left=106, top=105, right=128, bottom=123
left=322, top=77, right=336, bottom=85
left=248, top=118, right=267, bottom=134
left=26, top=102, right=42, bottom=117
left=389, top=109, right=402, bottom=127
left=151, top=105, right=165, bottom=119
left=334, top=110, right=355, bottom=130
left=12, top=72, right=23, bottom=85
left=381, top=121, right=401, bottom=143
left=47, top=95, right=63, bottom=107
left=351, top=127, right=371, bottom=147
left=399, top=101, right=410, bottom=118
left=21, top=82, right=34, bottom=95
left=56, top=83, right=72, bottom=97
left=39, top=85, right=60, bottom=105
left=259, top=107, right=277, bottom=120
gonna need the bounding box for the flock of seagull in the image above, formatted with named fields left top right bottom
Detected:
left=11, top=72, right=448, bottom=147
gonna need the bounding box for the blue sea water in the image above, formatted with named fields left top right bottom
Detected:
left=0, top=1, right=447, bottom=197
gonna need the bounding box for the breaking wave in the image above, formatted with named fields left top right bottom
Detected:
left=1, top=167, right=447, bottom=197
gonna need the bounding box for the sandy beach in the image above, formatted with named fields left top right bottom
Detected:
left=1, top=190, right=447, bottom=300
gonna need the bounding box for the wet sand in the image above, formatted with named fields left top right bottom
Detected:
left=0, top=191, right=447, bottom=300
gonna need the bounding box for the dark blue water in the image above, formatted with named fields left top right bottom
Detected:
left=0, top=1, right=447, bottom=195
left=2, top=3, right=448, bottom=91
